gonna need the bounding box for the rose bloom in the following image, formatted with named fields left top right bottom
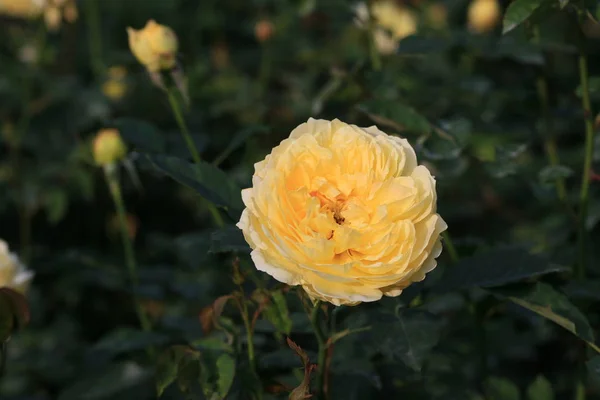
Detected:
left=0, top=0, right=42, bottom=19
left=237, top=119, right=447, bottom=306
left=127, top=20, right=178, bottom=73
left=355, top=1, right=418, bottom=55
left=0, top=240, right=34, bottom=295
left=467, top=0, right=500, bottom=34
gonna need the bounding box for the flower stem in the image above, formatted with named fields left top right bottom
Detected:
left=167, top=88, right=201, bottom=164
left=235, top=291, right=262, bottom=400
left=575, top=380, right=586, bottom=400
left=85, top=0, right=104, bottom=76
left=536, top=75, right=567, bottom=200
left=310, top=301, right=329, bottom=400
left=103, top=166, right=153, bottom=338
left=166, top=87, right=225, bottom=227
left=576, top=50, right=594, bottom=280
left=367, top=0, right=382, bottom=71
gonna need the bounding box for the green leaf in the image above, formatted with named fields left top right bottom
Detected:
left=575, top=76, right=600, bottom=98
left=368, top=309, right=441, bottom=371
left=588, top=356, right=600, bottom=380
left=215, top=354, right=235, bottom=399
left=263, top=290, right=293, bottom=335
left=146, top=154, right=243, bottom=216
left=562, top=281, right=600, bottom=301
left=44, top=188, right=68, bottom=224
left=209, top=225, right=250, bottom=254
left=539, top=165, right=573, bottom=185
left=438, top=246, right=569, bottom=291
left=58, top=362, right=150, bottom=400
left=212, top=125, right=269, bottom=166
left=91, top=328, right=169, bottom=359
left=484, top=376, right=521, bottom=400
left=114, top=118, right=166, bottom=153
left=558, top=0, right=569, bottom=8
left=156, top=349, right=181, bottom=397
left=527, top=375, right=553, bottom=400
left=502, top=0, right=544, bottom=34
left=489, top=282, right=595, bottom=343
left=357, top=99, right=431, bottom=134
left=155, top=345, right=202, bottom=397
left=397, top=35, right=453, bottom=55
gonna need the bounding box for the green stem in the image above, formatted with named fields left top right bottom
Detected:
left=240, top=301, right=256, bottom=372
left=367, top=0, right=382, bottom=71
left=236, top=292, right=262, bottom=400
left=310, top=301, right=328, bottom=400
left=166, top=88, right=225, bottom=227
left=576, top=50, right=594, bottom=280
left=103, top=166, right=153, bottom=338
left=443, top=232, right=459, bottom=264
left=85, top=0, right=104, bottom=76
left=535, top=76, right=567, bottom=201
left=167, top=88, right=202, bottom=164
left=575, top=380, right=585, bottom=400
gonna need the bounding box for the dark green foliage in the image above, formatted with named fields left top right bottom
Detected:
left=1, top=0, right=600, bottom=399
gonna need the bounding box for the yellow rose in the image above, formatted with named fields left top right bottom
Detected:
left=0, top=240, right=34, bottom=295
left=467, top=0, right=500, bottom=34
left=237, top=119, right=447, bottom=306
left=127, top=20, right=178, bottom=73
left=93, top=128, right=127, bottom=166
left=0, top=0, right=43, bottom=18
left=355, top=1, right=417, bottom=55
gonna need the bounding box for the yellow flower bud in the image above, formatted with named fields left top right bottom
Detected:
left=354, top=1, right=417, bottom=55
left=127, top=20, right=178, bottom=72
left=255, top=19, right=275, bottom=42
left=63, top=1, right=77, bottom=23
left=102, top=66, right=128, bottom=101
left=468, top=0, right=501, bottom=34
left=0, top=0, right=43, bottom=19
left=93, top=129, right=127, bottom=166
left=44, top=5, right=62, bottom=31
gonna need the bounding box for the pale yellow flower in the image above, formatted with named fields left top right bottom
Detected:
left=0, top=240, right=34, bottom=295
left=93, top=128, right=127, bottom=166
left=127, top=20, right=178, bottom=72
left=467, top=0, right=500, bottom=34
left=237, top=119, right=447, bottom=306
left=355, top=1, right=418, bottom=55
left=102, top=66, right=128, bottom=101
left=0, top=0, right=43, bottom=19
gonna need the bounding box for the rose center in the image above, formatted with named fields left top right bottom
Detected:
left=309, top=191, right=347, bottom=225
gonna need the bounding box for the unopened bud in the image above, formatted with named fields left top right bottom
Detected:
left=127, top=20, right=178, bottom=73
left=93, top=129, right=127, bottom=166
left=255, top=19, right=274, bottom=42
left=467, top=0, right=500, bottom=34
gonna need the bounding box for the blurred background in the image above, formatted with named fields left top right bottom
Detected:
left=1, top=0, right=600, bottom=399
